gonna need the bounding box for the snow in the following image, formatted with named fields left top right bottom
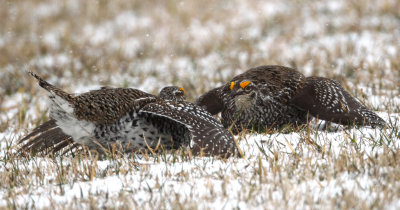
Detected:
left=1, top=113, right=399, bottom=208
left=1, top=0, right=400, bottom=208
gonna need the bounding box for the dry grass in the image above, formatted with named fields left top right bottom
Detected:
left=0, top=0, right=400, bottom=209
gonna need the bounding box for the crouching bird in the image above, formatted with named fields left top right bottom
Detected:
left=18, top=71, right=237, bottom=157
left=196, top=65, right=386, bottom=134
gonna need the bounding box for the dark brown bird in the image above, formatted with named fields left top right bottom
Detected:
left=196, top=65, right=386, bottom=134
left=19, top=72, right=236, bottom=157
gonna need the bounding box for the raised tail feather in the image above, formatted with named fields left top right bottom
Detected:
left=28, top=71, right=73, bottom=102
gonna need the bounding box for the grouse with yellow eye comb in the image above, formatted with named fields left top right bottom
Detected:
left=18, top=72, right=237, bottom=157
left=196, top=65, right=386, bottom=134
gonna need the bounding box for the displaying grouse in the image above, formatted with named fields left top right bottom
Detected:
left=196, top=65, right=386, bottom=134
left=19, top=72, right=236, bottom=157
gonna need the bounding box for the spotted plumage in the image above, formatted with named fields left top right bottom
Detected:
left=196, top=65, right=386, bottom=134
left=19, top=72, right=236, bottom=157
left=158, top=86, right=186, bottom=102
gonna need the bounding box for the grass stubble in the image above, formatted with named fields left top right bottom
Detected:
left=0, top=0, right=400, bottom=209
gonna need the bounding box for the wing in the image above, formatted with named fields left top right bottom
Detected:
left=195, top=86, right=225, bottom=115
left=140, top=101, right=236, bottom=157
left=18, top=119, right=78, bottom=155
left=291, top=76, right=386, bottom=127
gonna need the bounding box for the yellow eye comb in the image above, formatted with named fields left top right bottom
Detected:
left=179, top=87, right=185, bottom=94
left=230, top=82, right=235, bottom=90
left=240, top=81, right=251, bottom=89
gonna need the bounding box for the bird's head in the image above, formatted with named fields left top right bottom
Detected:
left=227, top=80, right=258, bottom=110
left=159, top=86, right=186, bottom=102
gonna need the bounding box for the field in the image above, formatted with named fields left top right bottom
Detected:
left=1, top=0, right=400, bottom=209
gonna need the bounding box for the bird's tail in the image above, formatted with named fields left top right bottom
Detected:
left=28, top=71, right=73, bottom=103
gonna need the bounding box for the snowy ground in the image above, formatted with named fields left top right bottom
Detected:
left=1, top=0, right=399, bottom=209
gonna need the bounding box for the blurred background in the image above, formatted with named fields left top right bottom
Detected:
left=0, top=0, right=399, bottom=129
left=0, top=1, right=400, bottom=208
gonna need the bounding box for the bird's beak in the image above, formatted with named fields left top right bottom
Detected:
left=230, top=89, right=245, bottom=97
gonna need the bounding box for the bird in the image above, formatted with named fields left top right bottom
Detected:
left=196, top=65, right=386, bottom=134
left=18, top=72, right=237, bottom=157
left=18, top=86, right=187, bottom=155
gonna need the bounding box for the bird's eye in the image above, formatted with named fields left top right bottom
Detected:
left=179, top=87, right=185, bottom=94
left=240, top=81, right=252, bottom=89
left=230, top=82, right=235, bottom=90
